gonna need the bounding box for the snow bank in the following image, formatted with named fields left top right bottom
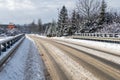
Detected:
left=0, top=36, right=45, bottom=80
left=56, top=41, right=120, bottom=66
left=51, top=37, right=120, bottom=56
left=29, top=34, right=47, bottom=39
left=24, top=36, right=45, bottom=80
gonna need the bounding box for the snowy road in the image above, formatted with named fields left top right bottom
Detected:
left=0, top=36, right=45, bottom=80
left=30, top=35, right=120, bottom=80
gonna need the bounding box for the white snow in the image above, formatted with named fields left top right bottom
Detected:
left=55, top=41, right=120, bottom=66
left=0, top=36, right=13, bottom=42
left=29, top=34, right=47, bottom=39
left=51, top=37, right=120, bottom=56
left=0, top=34, right=24, bottom=42
left=0, top=36, right=45, bottom=80
left=98, top=23, right=120, bottom=33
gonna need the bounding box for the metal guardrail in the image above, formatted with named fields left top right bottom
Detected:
left=0, top=34, right=25, bottom=55
left=74, top=33, right=120, bottom=38
left=71, top=33, right=120, bottom=43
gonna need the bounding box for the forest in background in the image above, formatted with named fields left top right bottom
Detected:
left=18, top=0, right=120, bottom=37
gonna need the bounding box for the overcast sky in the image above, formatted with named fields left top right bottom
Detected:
left=0, top=0, right=119, bottom=24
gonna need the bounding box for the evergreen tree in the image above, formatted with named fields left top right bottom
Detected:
left=76, top=12, right=82, bottom=33
left=69, top=10, right=77, bottom=35
left=29, top=20, right=37, bottom=33
left=38, top=19, right=43, bottom=33
left=50, top=20, right=57, bottom=36
left=47, top=25, right=52, bottom=37
left=98, top=0, right=107, bottom=25
left=57, top=6, right=68, bottom=36
left=46, top=21, right=57, bottom=37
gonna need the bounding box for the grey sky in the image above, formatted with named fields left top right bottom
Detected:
left=0, top=0, right=119, bottom=24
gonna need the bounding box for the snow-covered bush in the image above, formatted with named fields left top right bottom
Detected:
left=97, top=22, right=120, bottom=33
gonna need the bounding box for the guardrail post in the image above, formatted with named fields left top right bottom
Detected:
left=97, top=34, right=99, bottom=37
left=2, top=43, right=7, bottom=52
left=12, top=39, right=15, bottom=44
left=109, top=34, right=113, bottom=37
left=0, top=44, right=1, bottom=55
left=114, top=34, right=118, bottom=38
left=100, top=34, right=102, bottom=37
left=7, top=41, right=10, bottom=48
left=11, top=40, right=14, bottom=46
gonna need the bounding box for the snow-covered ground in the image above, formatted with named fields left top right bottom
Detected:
left=0, top=36, right=45, bottom=80
left=51, top=37, right=120, bottom=55
left=31, top=34, right=47, bottom=39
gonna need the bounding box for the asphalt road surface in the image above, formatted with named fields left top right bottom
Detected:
left=29, top=35, right=120, bottom=80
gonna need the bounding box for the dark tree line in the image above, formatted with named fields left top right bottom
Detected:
left=19, top=19, right=45, bottom=34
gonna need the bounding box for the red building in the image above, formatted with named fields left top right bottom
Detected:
left=8, top=24, right=15, bottom=29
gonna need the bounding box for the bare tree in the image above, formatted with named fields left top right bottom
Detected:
left=77, top=0, right=101, bottom=22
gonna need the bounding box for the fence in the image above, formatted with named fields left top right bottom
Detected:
left=71, top=33, right=120, bottom=43
left=0, top=34, right=25, bottom=55
left=74, top=33, right=120, bottom=38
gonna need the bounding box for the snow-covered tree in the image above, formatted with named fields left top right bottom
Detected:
left=57, top=6, right=69, bottom=36
left=46, top=25, right=52, bottom=37
left=68, top=10, right=77, bottom=35
left=77, top=0, right=100, bottom=24
left=76, top=0, right=101, bottom=32
left=98, top=0, right=107, bottom=25
left=75, top=12, right=85, bottom=33
left=46, top=20, right=57, bottom=37
left=51, top=20, right=57, bottom=36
